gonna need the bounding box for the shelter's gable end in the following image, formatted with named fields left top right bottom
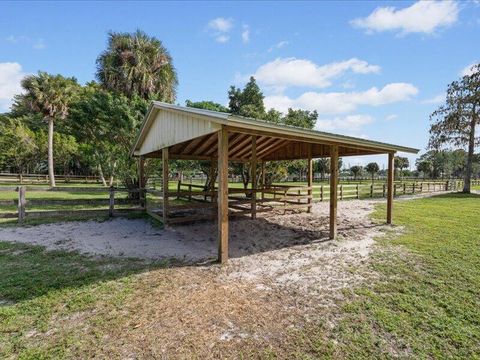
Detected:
left=138, top=109, right=221, bottom=156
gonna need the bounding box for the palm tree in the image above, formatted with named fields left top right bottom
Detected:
left=96, top=30, right=178, bottom=101
left=19, top=72, right=79, bottom=187
left=365, top=162, right=379, bottom=184
left=350, top=165, right=362, bottom=180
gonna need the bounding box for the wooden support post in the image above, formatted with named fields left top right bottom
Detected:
left=261, top=161, right=265, bottom=200
left=17, top=186, right=26, bottom=224
left=109, top=186, right=115, bottom=217
left=162, top=148, right=169, bottom=226
left=307, top=145, right=313, bottom=213
left=387, top=152, right=395, bottom=224
left=329, top=145, right=339, bottom=239
left=138, top=156, right=146, bottom=209
left=251, top=136, right=257, bottom=219
left=218, top=127, right=229, bottom=263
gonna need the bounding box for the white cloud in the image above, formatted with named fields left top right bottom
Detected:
left=0, top=62, right=26, bottom=112
left=253, top=57, right=381, bottom=89
left=461, top=62, right=478, bottom=76
left=207, top=17, right=233, bottom=43
left=208, top=17, right=233, bottom=32
left=241, top=25, right=250, bottom=43
left=422, top=93, right=445, bottom=104
left=385, top=114, right=398, bottom=121
left=264, top=83, right=418, bottom=114
left=351, top=1, right=459, bottom=35
left=315, top=114, right=375, bottom=132
left=215, top=34, right=230, bottom=43
left=268, top=40, right=289, bottom=52
left=6, top=35, right=46, bottom=50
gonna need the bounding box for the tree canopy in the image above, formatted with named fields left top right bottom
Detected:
left=429, top=63, right=480, bottom=192
left=96, top=30, right=178, bottom=102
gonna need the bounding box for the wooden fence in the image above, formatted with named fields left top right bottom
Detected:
left=0, top=186, right=144, bottom=224
left=1, top=179, right=475, bottom=225
left=0, top=173, right=100, bottom=184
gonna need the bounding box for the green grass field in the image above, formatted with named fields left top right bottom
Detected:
left=312, top=193, right=480, bottom=358
left=0, top=193, right=478, bottom=358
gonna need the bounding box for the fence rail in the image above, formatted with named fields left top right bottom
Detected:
left=0, top=173, right=100, bottom=184
left=1, top=179, right=476, bottom=225
left=1, top=186, right=144, bottom=223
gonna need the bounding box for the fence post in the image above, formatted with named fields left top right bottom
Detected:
left=17, top=186, right=26, bottom=224
left=412, top=183, right=415, bottom=194
left=320, top=185, right=324, bottom=202
left=109, top=186, right=115, bottom=217
left=403, top=183, right=406, bottom=195
left=383, top=184, right=386, bottom=197
left=177, top=181, right=181, bottom=200
left=420, top=183, right=423, bottom=193
left=356, top=184, right=359, bottom=199
left=340, top=184, right=343, bottom=200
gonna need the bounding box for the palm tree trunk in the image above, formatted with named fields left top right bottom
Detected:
left=47, top=117, right=56, bottom=187
left=463, top=114, right=476, bottom=193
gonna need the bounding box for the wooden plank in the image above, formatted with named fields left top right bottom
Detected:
left=218, top=127, right=229, bottom=264
left=330, top=145, right=339, bottom=239
left=146, top=209, right=163, bottom=223
left=251, top=135, right=257, bottom=219
left=228, top=135, right=253, bottom=158
left=162, top=148, right=169, bottom=225
left=307, top=145, right=313, bottom=213
left=109, top=187, right=114, bottom=217
left=169, top=202, right=217, bottom=211
left=0, top=212, right=18, bottom=219
left=18, top=185, right=26, bottom=224
left=256, top=139, right=291, bottom=158
left=387, top=152, right=395, bottom=224
left=138, top=156, right=145, bottom=209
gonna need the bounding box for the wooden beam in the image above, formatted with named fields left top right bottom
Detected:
left=256, top=139, right=291, bottom=158
left=218, top=127, right=229, bottom=264
left=329, top=145, right=339, bottom=239
left=162, top=148, right=169, bottom=226
left=228, top=135, right=253, bottom=158
left=180, top=135, right=208, bottom=155
left=235, top=136, right=268, bottom=159
left=192, top=133, right=218, bottom=155
left=251, top=136, right=257, bottom=219
left=138, top=156, right=146, bottom=209
left=225, top=125, right=393, bottom=157
left=387, top=152, right=395, bottom=224
left=307, top=145, right=313, bottom=213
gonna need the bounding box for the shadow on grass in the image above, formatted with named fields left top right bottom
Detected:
left=0, top=239, right=169, bottom=304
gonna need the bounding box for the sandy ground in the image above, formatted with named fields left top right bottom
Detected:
left=0, top=198, right=390, bottom=302
left=0, top=194, right=446, bottom=357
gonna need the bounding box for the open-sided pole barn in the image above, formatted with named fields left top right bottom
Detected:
left=132, top=102, right=418, bottom=263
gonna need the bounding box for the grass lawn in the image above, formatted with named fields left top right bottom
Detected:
left=312, top=192, right=480, bottom=358
left=0, top=193, right=479, bottom=358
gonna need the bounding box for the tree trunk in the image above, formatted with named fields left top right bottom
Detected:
left=98, top=165, right=107, bottom=187
left=47, top=117, right=56, bottom=187
left=463, top=115, right=476, bottom=193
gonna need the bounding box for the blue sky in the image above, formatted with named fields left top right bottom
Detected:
left=1, top=1, right=479, bottom=168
